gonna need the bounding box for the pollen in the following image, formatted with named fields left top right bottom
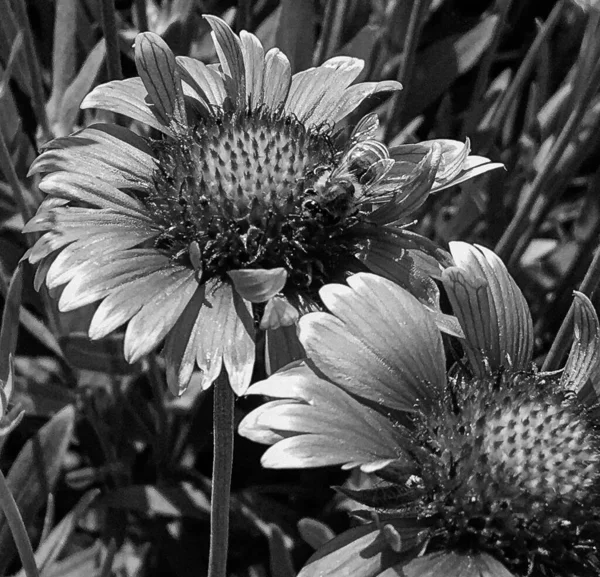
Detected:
left=143, top=109, right=360, bottom=294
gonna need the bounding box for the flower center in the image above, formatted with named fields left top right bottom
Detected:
left=414, top=372, right=600, bottom=575
left=144, top=109, right=362, bottom=295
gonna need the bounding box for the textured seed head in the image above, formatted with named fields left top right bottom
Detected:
left=385, top=371, right=600, bottom=576
left=145, top=109, right=362, bottom=295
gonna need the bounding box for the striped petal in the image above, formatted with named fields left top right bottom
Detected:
left=195, top=282, right=255, bottom=395
left=240, top=361, right=405, bottom=470
left=561, top=291, right=600, bottom=395
left=443, top=242, right=533, bottom=376
left=135, top=32, right=187, bottom=130
left=204, top=15, right=246, bottom=106
left=304, top=273, right=445, bottom=412
left=262, top=48, right=291, bottom=110
left=176, top=56, right=226, bottom=108
left=124, top=272, right=197, bottom=362
left=240, top=31, right=265, bottom=109
left=81, top=78, right=173, bottom=136
left=89, top=264, right=192, bottom=340
left=30, top=124, right=155, bottom=189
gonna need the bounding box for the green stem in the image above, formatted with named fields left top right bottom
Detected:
left=12, top=0, right=51, bottom=142
left=208, top=370, right=235, bottom=577
left=0, top=469, right=39, bottom=577
left=383, top=0, right=429, bottom=142
left=99, top=0, right=123, bottom=81
left=542, top=243, right=600, bottom=373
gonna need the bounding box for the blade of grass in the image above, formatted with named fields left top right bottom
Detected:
left=384, top=0, right=429, bottom=142
left=99, top=0, right=123, bottom=81
left=207, top=371, right=235, bottom=577
left=463, top=0, right=513, bottom=134
left=0, top=469, right=39, bottom=577
left=12, top=0, right=51, bottom=142
left=480, top=0, right=567, bottom=151
left=314, top=0, right=348, bottom=65
left=0, top=264, right=23, bottom=383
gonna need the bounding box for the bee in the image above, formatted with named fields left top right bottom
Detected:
left=302, top=175, right=358, bottom=224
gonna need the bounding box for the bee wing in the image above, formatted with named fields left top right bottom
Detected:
left=331, top=140, right=389, bottom=181
left=349, top=112, right=380, bottom=145
left=356, top=158, right=395, bottom=202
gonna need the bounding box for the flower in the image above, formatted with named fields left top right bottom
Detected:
left=239, top=242, right=600, bottom=577
left=25, top=16, right=500, bottom=396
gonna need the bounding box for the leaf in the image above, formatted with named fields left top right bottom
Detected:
left=60, top=332, right=134, bottom=375
left=268, top=524, right=296, bottom=577
left=0, top=263, right=23, bottom=383
left=0, top=405, right=75, bottom=575
left=401, top=14, right=499, bottom=123
left=46, top=0, right=78, bottom=122
left=54, top=39, right=106, bottom=136
left=275, top=0, right=315, bottom=73
left=14, top=490, right=100, bottom=577
left=101, top=483, right=211, bottom=519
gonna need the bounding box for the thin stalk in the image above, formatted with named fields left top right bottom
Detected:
left=99, top=0, right=123, bottom=81
left=0, top=469, right=40, bottom=577
left=542, top=244, right=600, bottom=372
left=383, top=0, right=429, bottom=142
left=463, top=0, right=513, bottom=135
left=134, top=0, right=148, bottom=32
left=207, top=371, right=235, bottom=577
left=147, top=354, right=169, bottom=470
left=12, top=0, right=51, bottom=142
left=314, top=0, right=347, bottom=65
left=481, top=0, right=566, bottom=150
left=236, top=0, right=252, bottom=33
left=0, top=127, right=35, bottom=224
left=494, top=78, right=596, bottom=262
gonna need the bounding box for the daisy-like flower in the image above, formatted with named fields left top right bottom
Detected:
left=25, top=16, right=500, bottom=395
left=240, top=242, right=600, bottom=577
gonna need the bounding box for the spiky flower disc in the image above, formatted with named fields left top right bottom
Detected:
left=26, top=18, right=500, bottom=396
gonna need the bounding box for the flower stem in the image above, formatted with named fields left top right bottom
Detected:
left=0, top=469, right=39, bottom=577
left=543, top=244, right=600, bottom=372
left=208, top=370, right=235, bottom=577
left=99, top=0, right=123, bottom=81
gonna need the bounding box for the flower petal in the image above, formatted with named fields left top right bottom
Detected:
left=397, top=551, right=514, bottom=577
left=228, top=267, right=287, bottom=303
left=58, top=250, right=173, bottom=311
left=124, top=272, right=197, bottom=362
left=163, top=285, right=205, bottom=396
left=260, top=296, right=299, bottom=330
left=29, top=124, right=155, bottom=189
left=287, top=57, right=364, bottom=125
left=241, top=361, right=405, bottom=469
left=39, top=172, right=150, bottom=219
left=331, top=81, right=402, bottom=125
left=443, top=242, right=533, bottom=376
left=262, top=48, right=291, bottom=110
left=89, top=264, right=191, bottom=340
left=196, top=282, right=255, bottom=395
left=134, top=32, right=187, bottom=129
left=298, top=521, right=425, bottom=577
left=561, top=291, right=600, bottom=395
left=239, top=31, right=265, bottom=109
left=81, top=78, right=173, bottom=135
left=308, top=273, right=445, bottom=412
left=176, top=56, right=227, bottom=108
left=204, top=15, right=246, bottom=106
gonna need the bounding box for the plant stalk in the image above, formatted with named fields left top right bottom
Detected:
left=207, top=370, right=235, bottom=577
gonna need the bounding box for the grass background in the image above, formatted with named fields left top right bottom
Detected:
left=1, top=0, right=599, bottom=575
